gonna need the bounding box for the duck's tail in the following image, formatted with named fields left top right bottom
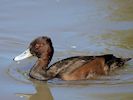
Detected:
left=105, top=54, right=132, bottom=70
left=122, top=58, right=132, bottom=62
left=116, top=57, right=132, bottom=68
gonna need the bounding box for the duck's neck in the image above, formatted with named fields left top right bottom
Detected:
left=29, top=57, right=51, bottom=81
left=29, top=41, right=54, bottom=81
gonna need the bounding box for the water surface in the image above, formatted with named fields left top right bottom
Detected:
left=0, top=0, right=133, bottom=100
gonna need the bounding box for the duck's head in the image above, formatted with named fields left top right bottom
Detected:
left=14, top=36, right=54, bottom=62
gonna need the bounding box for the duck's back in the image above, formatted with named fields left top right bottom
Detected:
left=51, top=56, right=94, bottom=72
left=47, top=54, right=131, bottom=80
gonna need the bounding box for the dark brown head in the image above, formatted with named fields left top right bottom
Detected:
left=29, top=36, right=54, bottom=59
left=13, top=36, right=54, bottom=81
left=14, top=36, right=54, bottom=62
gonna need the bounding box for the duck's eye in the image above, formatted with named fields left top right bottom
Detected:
left=35, top=44, right=40, bottom=49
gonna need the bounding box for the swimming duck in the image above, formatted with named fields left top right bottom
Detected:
left=13, top=36, right=131, bottom=81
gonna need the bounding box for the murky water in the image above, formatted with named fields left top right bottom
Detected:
left=0, top=0, right=133, bottom=100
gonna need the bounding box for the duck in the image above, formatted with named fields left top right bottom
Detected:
left=13, top=36, right=132, bottom=81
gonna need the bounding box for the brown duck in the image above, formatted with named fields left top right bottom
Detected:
left=13, top=36, right=132, bottom=81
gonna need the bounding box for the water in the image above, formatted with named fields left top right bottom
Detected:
left=0, top=0, right=133, bottom=100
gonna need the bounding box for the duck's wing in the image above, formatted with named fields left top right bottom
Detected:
left=46, top=56, right=95, bottom=77
left=46, top=54, right=132, bottom=80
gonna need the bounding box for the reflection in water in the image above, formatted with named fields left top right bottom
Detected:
left=100, top=30, right=133, bottom=49
left=28, top=81, right=53, bottom=100
left=109, top=0, right=133, bottom=21
left=17, top=81, right=53, bottom=100
left=93, top=30, right=133, bottom=49
left=89, top=30, right=133, bottom=57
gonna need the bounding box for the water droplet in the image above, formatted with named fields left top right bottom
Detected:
left=17, top=61, right=20, bottom=64
left=20, top=96, right=23, bottom=98
left=71, top=45, right=77, bottom=49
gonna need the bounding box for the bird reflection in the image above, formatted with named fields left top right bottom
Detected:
left=16, top=80, right=53, bottom=100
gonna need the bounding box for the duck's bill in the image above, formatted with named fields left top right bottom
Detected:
left=13, top=49, right=33, bottom=61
